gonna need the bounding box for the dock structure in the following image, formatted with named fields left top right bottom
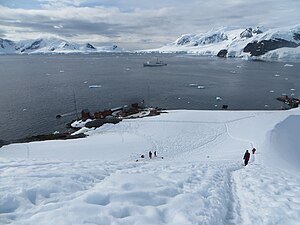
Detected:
left=79, top=101, right=150, bottom=121
left=276, top=95, right=299, bottom=109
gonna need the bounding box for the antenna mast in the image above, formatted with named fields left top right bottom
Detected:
left=73, top=90, right=79, bottom=119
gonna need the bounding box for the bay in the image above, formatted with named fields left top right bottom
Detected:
left=0, top=53, right=299, bottom=140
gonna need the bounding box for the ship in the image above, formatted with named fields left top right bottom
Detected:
left=143, top=58, right=167, bottom=67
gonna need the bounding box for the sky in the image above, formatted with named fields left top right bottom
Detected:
left=0, top=0, right=300, bottom=49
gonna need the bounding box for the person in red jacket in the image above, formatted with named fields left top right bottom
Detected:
left=243, top=150, right=250, bottom=166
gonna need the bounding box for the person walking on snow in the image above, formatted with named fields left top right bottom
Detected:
left=252, top=148, right=256, bottom=154
left=149, top=151, right=152, bottom=159
left=154, top=151, right=157, bottom=157
left=243, top=150, right=250, bottom=166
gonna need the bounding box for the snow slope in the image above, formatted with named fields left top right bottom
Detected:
left=143, top=24, right=300, bottom=62
left=1, top=108, right=300, bottom=224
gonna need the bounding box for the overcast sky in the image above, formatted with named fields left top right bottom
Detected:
left=0, top=0, right=299, bottom=49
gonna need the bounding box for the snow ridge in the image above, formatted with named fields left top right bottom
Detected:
left=174, top=30, right=228, bottom=46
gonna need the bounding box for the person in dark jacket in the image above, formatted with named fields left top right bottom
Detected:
left=252, top=148, right=256, bottom=154
left=243, top=150, right=250, bottom=166
left=149, top=151, right=152, bottom=159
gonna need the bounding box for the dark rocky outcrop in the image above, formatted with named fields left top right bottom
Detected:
left=177, top=33, right=229, bottom=46
left=217, top=49, right=228, bottom=57
left=294, top=33, right=300, bottom=41
left=177, top=37, right=190, bottom=45
left=85, top=117, right=121, bottom=128
left=199, top=33, right=228, bottom=45
left=0, top=38, right=14, bottom=49
left=26, top=39, right=43, bottom=50
left=14, top=133, right=86, bottom=145
left=17, top=39, right=43, bottom=52
left=252, top=27, right=263, bottom=34
left=240, top=27, right=264, bottom=38
left=240, top=28, right=253, bottom=38
left=86, top=43, right=96, bottom=49
left=0, top=133, right=87, bottom=148
left=0, top=139, right=9, bottom=148
left=243, top=38, right=299, bottom=56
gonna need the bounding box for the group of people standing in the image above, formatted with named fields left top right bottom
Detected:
left=243, top=148, right=256, bottom=166
left=148, top=150, right=157, bottom=159
left=136, top=151, right=158, bottom=162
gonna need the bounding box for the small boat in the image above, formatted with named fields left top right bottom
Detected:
left=143, top=58, right=167, bottom=67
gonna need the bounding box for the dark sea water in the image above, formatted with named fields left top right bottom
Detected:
left=0, top=53, right=299, bottom=140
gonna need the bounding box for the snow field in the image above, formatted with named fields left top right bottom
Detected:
left=234, top=162, right=300, bottom=225
left=0, top=158, right=241, bottom=225
left=1, top=109, right=300, bottom=224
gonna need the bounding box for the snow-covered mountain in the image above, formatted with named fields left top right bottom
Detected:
left=144, top=24, right=300, bottom=61
left=0, top=38, right=16, bottom=54
left=0, top=37, right=124, bottom=54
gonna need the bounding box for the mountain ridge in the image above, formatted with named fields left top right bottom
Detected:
left=142, top=24, right=300, bottom=61
left=0, top=37, right=124, bottom=54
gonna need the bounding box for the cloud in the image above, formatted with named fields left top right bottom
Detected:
left=53, top=24, right=63, bottom=29
left=0, top=1, right=300, bottom=49
left=38, top=0, right=89, bottom=8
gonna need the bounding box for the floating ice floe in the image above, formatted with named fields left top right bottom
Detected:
left=284, top=64, right=294, bottom=67
left=269, top=90, right=274, bottom=93
left=126, top=68, right=130, bottom=71
left=89, top=85, right=102, bottom=88
left=230, top=70, right=236, bottom=74
left=274, top=74, right=280, bottom=77
left=197, top=86, right=205, bottom=89
left=236, top=65, right=242, bottom=68
left=83, top=81, right=88, bottom=84
left=22, top=108, right=27, bottom=111
left=177, top=97, right=181, bottom=100
left=216, top=96, right=222, bottom=101
left=290, top=88, right=295, bottom=91
left=282, top=93, right=287, bottom=96
left=265, top=105, right=269, bottom=107
left=214, top=104, right=218, bottom=107
left=189, top=83, right=198, bottom=87
left=285, top=78, right=289, bottom=80
left=59, top=70, right=64, bottom=73
left=45, top=73, right=51, bottom=76
left=291, top=93, right=295, bottom=96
